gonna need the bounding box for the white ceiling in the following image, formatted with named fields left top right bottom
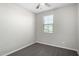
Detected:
left=18, top=3, right=75, bottom=14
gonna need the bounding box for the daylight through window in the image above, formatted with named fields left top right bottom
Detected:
left=43, top=15, right=53, bottom=33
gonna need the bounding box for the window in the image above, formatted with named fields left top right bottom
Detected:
left=43, top=15, right=53, bottom=33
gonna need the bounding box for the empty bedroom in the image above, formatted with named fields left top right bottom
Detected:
left=0, top=3, right=79, bottom=56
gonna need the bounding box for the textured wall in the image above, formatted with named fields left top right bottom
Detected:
left=0, top=4, right=35, bottom=55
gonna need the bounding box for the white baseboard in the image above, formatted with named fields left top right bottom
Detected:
left=3, top=42, right=35, bottom=56
left=37, top=41, right=78, bottom=52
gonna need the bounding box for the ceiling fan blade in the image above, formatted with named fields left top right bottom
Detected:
left=45, top=3, right=50, bottom=7
left=36, top=4, right=40, bottom=9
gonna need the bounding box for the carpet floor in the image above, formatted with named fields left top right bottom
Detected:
left=8, top=43, right=78, bottom=56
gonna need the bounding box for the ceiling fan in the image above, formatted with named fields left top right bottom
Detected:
left=36, top=3, right=50, bottom=9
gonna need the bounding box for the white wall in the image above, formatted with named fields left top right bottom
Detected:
left=36, top=4, right=77, bottom=51
left=77, top=4, right=79, bottom=54
left=0, top=4, right=35, bottom=55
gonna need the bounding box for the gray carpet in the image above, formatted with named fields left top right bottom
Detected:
left=8, top=43, right=78, bottom=56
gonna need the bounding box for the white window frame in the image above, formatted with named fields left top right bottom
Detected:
left=43, top=15, right=54, bottom=33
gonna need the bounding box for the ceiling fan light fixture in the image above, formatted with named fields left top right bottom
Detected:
left=36, top=3, right=50, bottom=9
